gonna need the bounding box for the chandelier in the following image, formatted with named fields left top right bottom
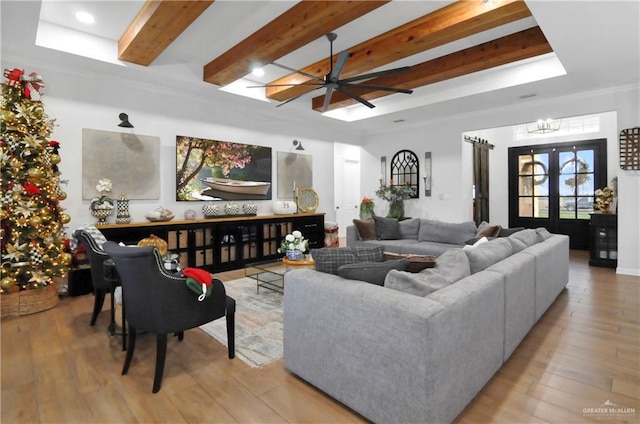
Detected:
left=527, top=118, right=561, bottom=134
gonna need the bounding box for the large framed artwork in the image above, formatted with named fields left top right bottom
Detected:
left=82, top=129, right=160, bottom=200
left=176, top=135, right=272, bottom=201
left=277, top=152, right=312, bottom=200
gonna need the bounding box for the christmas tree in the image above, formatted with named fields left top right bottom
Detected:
left=1, top=68, right=71, bottom=294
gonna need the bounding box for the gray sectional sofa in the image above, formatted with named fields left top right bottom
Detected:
left=283, top=226, right=569, bottom=424
left=347, top=217, right=491, bottom=256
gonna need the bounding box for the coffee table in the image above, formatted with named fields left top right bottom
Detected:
left=245, top=258, right=314, bottom=294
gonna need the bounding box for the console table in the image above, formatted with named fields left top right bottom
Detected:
left=99, top=213, right=324, bottom=272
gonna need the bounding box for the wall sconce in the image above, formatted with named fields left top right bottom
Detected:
left=380, top=156, right=387, bottom=185
left=292, top=140, right=305, bottom=150
left=118, top=113, right=134, bottom=128
left=423, top=152, right=432, bottom=197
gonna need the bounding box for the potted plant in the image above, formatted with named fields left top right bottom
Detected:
left=90, top=178, right=114, bottom=225
left=277, top=230, right=308, bottom=261
left=375, top=179, right=415, bottom=219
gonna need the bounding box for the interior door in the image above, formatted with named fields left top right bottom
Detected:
left=508, top=139, right=607, bottom=249
left=334, top=158, right=360, bottom=236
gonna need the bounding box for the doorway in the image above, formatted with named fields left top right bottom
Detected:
left=508, top=139, right=607, bottom=249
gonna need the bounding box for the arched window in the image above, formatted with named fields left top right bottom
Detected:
left=390, top=150, right=419, bottom=198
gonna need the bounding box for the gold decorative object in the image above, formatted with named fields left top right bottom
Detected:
left=594, top=186, right=615, bottom=214
left=296, top=188, right=319, bottom=213
left=619, top=127, right=639, bottom=170
left=137, top=234, right=168, bottom=256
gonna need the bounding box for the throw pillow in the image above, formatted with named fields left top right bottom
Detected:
left=475, top=222, right=501, bottom=238
left=351, top=245, right=385, bottom=262
left=337, top=259, right=408, bottom=286
left=498, top=227, right=525, bottom=237
left=373, top=216, right=401, bottom=240
left=352, top=218, right=376, bottom=241
left=507, top=237, right=527, bottom=253
left=311, top=247, right=357, bottom=275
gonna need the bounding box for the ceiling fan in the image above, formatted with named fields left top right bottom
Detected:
left=250, top=33, right=414, bottom=112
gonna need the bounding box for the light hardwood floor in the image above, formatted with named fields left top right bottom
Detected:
left=1, top=250, right=638, bottom=423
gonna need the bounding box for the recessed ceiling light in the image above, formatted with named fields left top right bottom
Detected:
left=252, top=67, right=265, bottom=77
left=75, top=11, right=95, bottom=24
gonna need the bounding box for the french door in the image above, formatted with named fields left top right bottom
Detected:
left=508, top=139, right=607, bottom=249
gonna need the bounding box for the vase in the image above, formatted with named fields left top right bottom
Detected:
left=286, top=249, right=303, bottom=261
left=116, top=195, right=131, bottom=224
left=91, top=207, right=113, bottom=225
left=387, top=200, right=405, bottom=220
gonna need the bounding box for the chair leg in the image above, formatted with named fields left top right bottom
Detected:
left=153, top=334, right=168, bottom=394
left=121, top=299, right=127, bottom=352
left=122, top=327, right=137, bottom=376
left=90, top=289, right=106, bottom=326
left=226, top=297, right=235, bottom=359
left=177, top=331, right=184, bottom=341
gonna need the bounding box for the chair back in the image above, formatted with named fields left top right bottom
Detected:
left=102, top=241, right=228, bottom=334
left=73, top=227, right=111, bottom=291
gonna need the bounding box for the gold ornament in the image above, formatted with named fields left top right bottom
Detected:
left=16, top=124, right=28, bottom=133
left=58, top=191, right=67, bottom=201
left=59, top=252, right=73, bottom=266
left=10, top=157, right=23, bottom=171
left=1, top=277, right=16, bottom=290
left=49, top=153, right=61, bottom=165
left=1, top=110, right=16, bottom=123
left=59, top=213, right=71, bottom=224
left=29, top=215, right=42, bottom=227
left=28, top=167, right=44, bottom=180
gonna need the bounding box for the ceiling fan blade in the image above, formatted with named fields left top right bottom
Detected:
left=275, top=86, right=324, bottom=108
left=322, top=87, right=335, bottom=112
left=337, top=86, right=375, bottom=109
left=341, top=66, right=412, bottom=83
left=345, top=83, right=413, bottom=94
left=247, top=82, right=325, bottom=88
left=329, top=51, right=350, bottom=82
left=270, top=61, right=324, bottom=82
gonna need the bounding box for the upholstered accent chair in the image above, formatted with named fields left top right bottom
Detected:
left=102, top=241, right=235, bottom=393
left=73, top=227, right=117, bottom=327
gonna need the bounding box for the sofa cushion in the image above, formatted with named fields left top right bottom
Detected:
left=384, top=248, right=470, bottom=296
left=311, top=247, right=357, bottom=275
left=465, top=238, right=513, bottom=274
left=384, top=269, right=450, bottom=296
left=507, top=237, right=527, bottom=253
left=418, top=219, right=477, bottom=245
left=431, top=248, right=471, bottom=282
left=536, top=227, right=553, bottom=242
left=398, top=218, right=421, bottom=240
left=476, top=222, right=502, bottom=238
left=374, top=216, right=400, bottom=240
left=352, top=245, right=385, bottom=262
left=352, top=218, right=376, bottom=241
left=509, top=228, right=538, bottom=247
left=338, top=259, right=408, bottom=286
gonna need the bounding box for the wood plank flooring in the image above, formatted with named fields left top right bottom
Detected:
left=1, top=250, right=638, bottom=423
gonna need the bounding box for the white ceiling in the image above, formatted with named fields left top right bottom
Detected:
left=1, top=0, right=639, bottom=136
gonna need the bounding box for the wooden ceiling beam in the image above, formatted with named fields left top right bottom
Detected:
left=311, top=27, right=553, bottom=112
left=266, top=0, right=532, bottom=102
left=202, top=1, right=389, bottom=87
left=118, top=0, right=214, bottom=66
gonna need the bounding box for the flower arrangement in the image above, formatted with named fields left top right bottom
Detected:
left=594, top=186, right=615, bottom=213
left=90, top=178, right=114, bottom=211
left=359, top=197, right=375, bottom=219
left=277, top=230, right=308, bottom=254
left=375, top=179, right=415, bottom=202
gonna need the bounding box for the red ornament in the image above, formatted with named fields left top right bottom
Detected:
left=23, top=180, right=41, bottom=195
left=3, top=68, right=24, bottom=87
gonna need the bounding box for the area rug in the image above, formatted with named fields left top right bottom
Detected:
left=199, top=277, right=284, bottom=368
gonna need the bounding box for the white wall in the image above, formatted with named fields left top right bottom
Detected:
left=19, top=65, right=349, bottom=230
left=362, top=85, right=640, bottom=276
